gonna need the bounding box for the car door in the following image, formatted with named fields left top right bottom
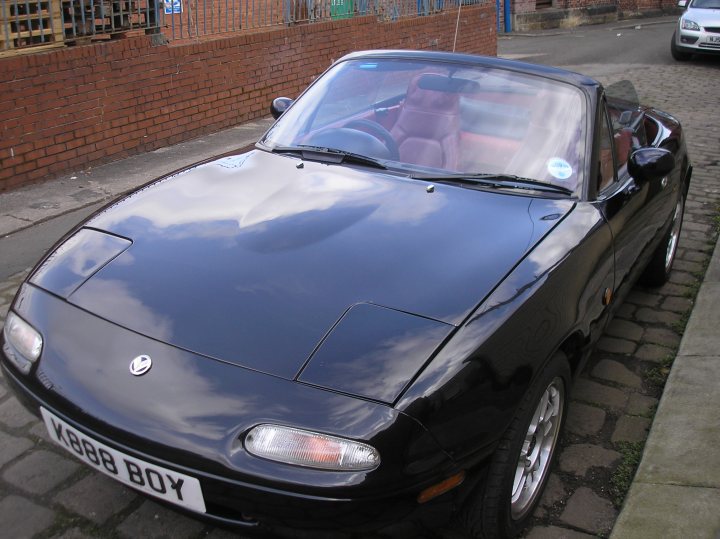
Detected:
left=593, top=97, right=668, bottom=302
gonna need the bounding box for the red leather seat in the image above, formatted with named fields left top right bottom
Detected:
left=614, top=127, right=633, bottom=169
left=390, top=74, right=461, bottom=170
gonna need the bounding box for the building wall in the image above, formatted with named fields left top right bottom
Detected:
left=0, top=4, right=496, bottom=192
left=514, top=0, right=675, bottom=15
left=619, top=0, right=676, bottom=14
left=562, top=0, right=615, bottom=9
left=514, top=0, right=536, bottom=14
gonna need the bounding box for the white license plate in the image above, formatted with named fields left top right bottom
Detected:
left=708, top=35, right=720, bottom=43
left=41, top=407, right=206, bottom=513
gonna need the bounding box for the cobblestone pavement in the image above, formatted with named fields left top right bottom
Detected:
left=1, top=65, right=719, bottom=539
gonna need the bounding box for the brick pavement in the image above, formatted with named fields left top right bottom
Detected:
left=1, top=64, right=719, bottom=539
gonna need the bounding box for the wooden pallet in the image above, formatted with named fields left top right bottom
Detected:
left=0, top=0, right=65, bottom=55
left=62, top=0, right=149, bottom=38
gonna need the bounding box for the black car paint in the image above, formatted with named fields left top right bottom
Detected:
left=396, top=201, right=616, bottom=460
left=5, top=283, right=459, bottom=530
left=597, top=107, right=687, bottom=309
left=36, top=150, right=571, bottom=386
left=1, top=51, right=691, bottom=535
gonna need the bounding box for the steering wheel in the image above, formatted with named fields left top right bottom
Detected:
left=342, top=119, right=400, bottom=161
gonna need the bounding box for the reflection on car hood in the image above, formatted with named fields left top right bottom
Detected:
left=685, top=6, right=720, bottom=25
left=60, top=150, right=574, bottom=380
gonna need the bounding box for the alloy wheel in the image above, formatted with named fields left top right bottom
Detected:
left=665, top=195, right=684, bottom=272
left=510, top=376, right=565, bottom=520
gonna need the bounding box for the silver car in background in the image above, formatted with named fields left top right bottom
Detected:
left=671, top=0, right=720, bottom=60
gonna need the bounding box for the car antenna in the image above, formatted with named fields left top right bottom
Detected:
left=453, top=1, right=462, bottom=52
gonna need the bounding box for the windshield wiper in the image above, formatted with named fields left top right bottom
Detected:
left=409, top=172, right=574, bottom=195
left=270, top=145, right=387, bottom=170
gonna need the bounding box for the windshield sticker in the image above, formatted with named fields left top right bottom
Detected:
left=547, top=158, right=573, bottom=180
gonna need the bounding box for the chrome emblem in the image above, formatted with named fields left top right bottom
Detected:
left=129, top=355, right=152, bottom=376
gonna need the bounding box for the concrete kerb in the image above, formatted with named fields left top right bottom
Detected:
left=611, top=236, right=720, bottom=539
left=610, top=16, right=678, bottom=31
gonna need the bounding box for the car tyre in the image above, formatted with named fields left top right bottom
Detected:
left=455, top=352, right=570, bottom=538
left=640, top=190, right=685, bottom=287
left=671, top=32, right=692, bottom=61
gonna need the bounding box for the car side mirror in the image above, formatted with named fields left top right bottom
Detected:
left=628, top=147, right=675, bottom=183
left=677, top=0, right=687, bottom=7
left=270, top=97, right=293, bottom=119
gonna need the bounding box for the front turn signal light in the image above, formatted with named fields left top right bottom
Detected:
left=3, top=311, right=43, bottom=374
left=245, top=424, right=380, bottom=471
left=417, top=471, right=466, bottom=504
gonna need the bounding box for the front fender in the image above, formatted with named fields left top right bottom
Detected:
left=396, top=203, right=613, bottom=462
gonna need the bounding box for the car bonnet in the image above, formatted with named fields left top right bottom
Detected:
left=30, top=150, right=575, bottom=387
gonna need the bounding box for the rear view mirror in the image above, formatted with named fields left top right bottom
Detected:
left=270, top=97, right=293, bottom=119
left=628, top=148, right=675, bottom=183
left=416, top=74, right=481, bottom=94
left=677, top=0, right=687, bottom=7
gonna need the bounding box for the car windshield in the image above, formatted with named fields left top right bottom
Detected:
left=690, top=0, right=720, bottom=7
left=261, top=58, right=587, bottom=192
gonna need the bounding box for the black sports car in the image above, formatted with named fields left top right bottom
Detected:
left=2, top=51, right=691, bottom=538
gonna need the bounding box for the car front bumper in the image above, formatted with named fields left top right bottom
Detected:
left=1, top=281, right=482, bottom=536
left=675, top=24, right=720, bottom=54
left=2, top=358, right=469, bottom=537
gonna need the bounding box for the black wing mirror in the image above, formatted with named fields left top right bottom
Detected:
left=270, top=97, right=293, bottom=119
left=628, top=148, right=675, bottom=183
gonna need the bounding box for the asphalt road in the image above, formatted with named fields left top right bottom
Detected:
left=498, top=16, right=680, bottom=66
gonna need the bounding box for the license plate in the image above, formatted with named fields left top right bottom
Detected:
left=41, top=408, right=206, bottom=513
left=708, top=35, right=720, bottom=43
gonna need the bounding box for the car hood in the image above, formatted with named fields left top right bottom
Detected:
left=32, top=150, right=574, bottom=383
left=685, top=7, right=720, bottom=25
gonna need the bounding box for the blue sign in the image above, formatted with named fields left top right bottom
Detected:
left=164, top=0, right=182, bottom=14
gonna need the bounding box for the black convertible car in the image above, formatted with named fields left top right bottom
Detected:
left=2, top=51, right=690, bottom=538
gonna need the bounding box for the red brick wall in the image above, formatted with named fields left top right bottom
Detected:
left=562, top=0, right=615, bottom=8
left=618, top=0, right=677, bottom=13
left=0, top=5, right=496, bottom=192
left=514, top=0, right=536, bottom=14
